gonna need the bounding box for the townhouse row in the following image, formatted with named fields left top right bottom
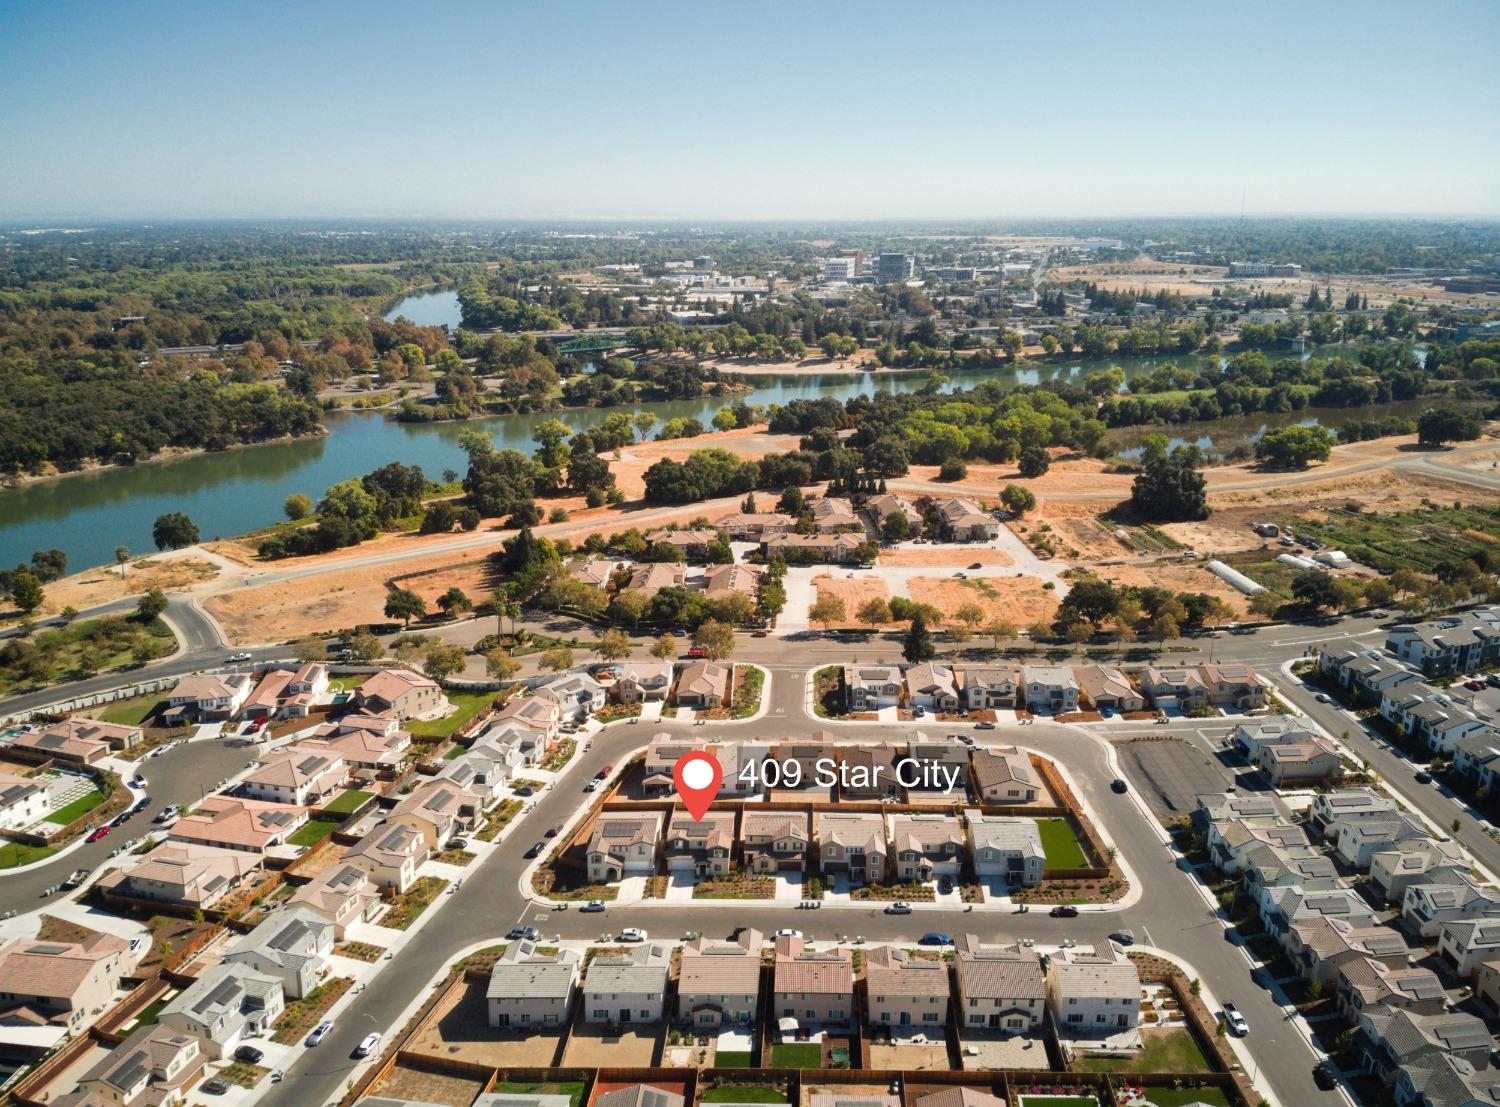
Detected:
left=845, top=660, right=1269, bottom=716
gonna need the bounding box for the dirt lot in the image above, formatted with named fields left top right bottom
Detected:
left=908, top=576, right=1060, bottom=628
left=408, top=979, right=565, bottom=1066
left=881, top=547, right=1014, bottom=568
left=560, top=1023, right=660, bottom=1067
left=866, top=1042, right=952, bottom=1070
left=35, top=553, right=221, bottom=616
left=954, top=1031, right=1053, bottom=1070
left=1015, top=502, right=1128, bottom=562
left=373, top=1063, right=487, bottom=1107
left=812, top=576, right=891, bottom=627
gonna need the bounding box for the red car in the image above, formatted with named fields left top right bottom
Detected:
left=248, top=716, right=270, bottom=732
left=86, top=826, right=111, bottom=843
left=597, top=765, right=612, bottom=778
left=685, top=646, right=709, bottom=659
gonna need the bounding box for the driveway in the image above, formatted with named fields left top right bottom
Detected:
left=614, top=875, right=648, bottom=904
left=664, top=871, right=696, bottom=903
left=774, top=871, right=803, bottom=902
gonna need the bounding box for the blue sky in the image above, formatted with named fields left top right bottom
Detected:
left=2, top=0, right=1497, bottom=221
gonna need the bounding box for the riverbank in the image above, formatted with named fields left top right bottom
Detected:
left=0, top=428, right=329, bottom=492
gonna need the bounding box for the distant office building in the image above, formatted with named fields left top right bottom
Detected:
left=932, top=266, right=976, bottom=281
left=823, top=257, right=858, bottom=282
left=1229, top=261, right=1303, bottom=278
left=877, top=253, right=915, bottom=283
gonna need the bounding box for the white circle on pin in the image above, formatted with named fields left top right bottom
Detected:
left=681, top=757, right=715, bottom=791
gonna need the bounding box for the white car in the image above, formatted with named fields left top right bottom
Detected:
left=617, top=928, right=647, bottom=943
left=1223, top=1003, right=1249, bottom=1036
left=884, top=902, right=912, bottom=915
left=227, top=651, right=251, bottom=663
left=306, top=1019, right=334, bottom=1046
left=354, top=1032, right=381, bottom=1058
left=773, top=928, right=803, bottom=939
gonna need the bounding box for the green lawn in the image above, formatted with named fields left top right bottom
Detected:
left=123, top=993, right=174, bottom=1032
left=489, top=1083, right=584, bottom=1107
left=709, top=1053, right=754, bottom=1071
left=0, top=841, right=56, bottom=868
left=322, top=789, right=373, bottom=815
left=46, top=788, right=107, bottom=825
left=286, top=818, right=339, bottom=848
left=1073, top=1028, right=1210, bottom=1074
left=442, top=743, right=467, bottom=760
left=98, top=696, right=166, bottom=726
left=703, top=1086, right=780, bottom=1100
left=405, top=691, right=498, bottom=738
left=1038, top=818, right=1089, bottom=869
left=1137, top=1088, right=1230, bottom=1107
left=769, top=1043, right=821, bottom=1068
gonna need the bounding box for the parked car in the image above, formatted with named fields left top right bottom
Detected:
left=153, top=804, right=179, bottom=824
left=523, top=842, right=546, bottom=859
left=618, top=927, right=647, bottom=942
left=967, top=562, right=982, bottom=569
left=226, top=651, right=251, bottom=663
left=63, top=868, right=90, bottom=888
left=685, top=646, right=709, bottom=659
left=446, top=837, right=468, bottom=851
left=751, top=630, right=768, bottom=638
left=975, top=721, right=996, bottom=730
left=1110, top=778, right=1128, bottom=794
left=1109, top=930, right=1135, bottom=946
left=247, top=715, right=269, bottom=733
left=911, top=706, right=926, bottom=718
left=884, top=902, right=912, bottom=915
left=513, top=785, right=534, bottom=797
left=598, top=765, right=613, bottom=777
left=544, top=825, right=561, bottom=838
left=582, top=780, right=599, bottom=792
left=201, top=1077, right=231, bottom=1095
left=1315, top=693, right=1330, bottom=703
left=1049, top=905, right=1079, bottom=918
left=937, top=876, right=953, bottom=895
left=234, top=1045, right=264, bottom=1064
left=131, top=774, right=147, bottom=789
left=306, top=1019, right=334, bottom=1046
left=1414, top=771, right=1433, bottom=784
left=919, top=932, right=952, bottom=946
left=86, top=826, right=110, bottom=843
left=580, top=900, right=607, bottom=913
left=1222, top=1003, right=1248, bottom=1036
left=671, top=629, right=687, bottom=638
left=507, top=926, right=541, bottom=941
left=353, top=1032, right=381, bottom=1058
left=1313, top=1061, right=1338, bottom=1090
left=773, top=928, right=803, bottom=939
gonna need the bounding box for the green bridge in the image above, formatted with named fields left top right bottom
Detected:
left=555, top=334, right=631, bottom=355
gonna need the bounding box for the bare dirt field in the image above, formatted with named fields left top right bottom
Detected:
left=408, top=980, right=564, bottom=1066
left=36, top=554, right=221, bottom=616
left=373, top=1064, right=486, bottom=1107
left=703, top=352, right=879, bottom=375
left=866, top=1042, right=952, bottom=1070
left=560, top=1024, right=660, bottom=1067
left=812, top=576, right=890, bottom=627
left=880, top=547, right=1014, bottom=568
left=908, top=575, right=1060, bottom=628
left=1014, top=502, right=1128, bottom=562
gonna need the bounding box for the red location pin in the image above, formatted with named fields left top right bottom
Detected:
left=672, top=752, right=723, bottom=820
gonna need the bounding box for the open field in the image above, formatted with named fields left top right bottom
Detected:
left=880, top=547, right=1014, bottom=568
left=908, top=575, right=1061, bottom=628
left=35, top=554, right=221, bottom=617
left=812, top=577, right=890, bottom=626
left=1087, top=561, right=1253, bottom=616
left=561, top=1024, right=659, bottom=1066
left=374, top=1064, right=486, bottom=1107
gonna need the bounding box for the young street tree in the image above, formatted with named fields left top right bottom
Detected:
left=857, top=597, right=892, bottom=629
left=422, top=642, right=467, bottom=683
left=539, top=647, right=574, bottom=672
left=649, top=635, right=677, bottom=661
left=9, top=570, right=44, bottom=614
left=485, top=649, right=520, bottom=680
left=596, top=628, right=632, bottom=661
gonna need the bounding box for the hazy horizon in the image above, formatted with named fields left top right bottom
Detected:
left=3, top=0, right=1498, bottom=222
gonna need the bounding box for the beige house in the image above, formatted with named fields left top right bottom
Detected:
left=492, top=693, right=561, bottom=740
left=931, top=497, right=1001, bottom=541
left=626, top=562, right=686, bottom=597
left=818, top=811, right=888, bottom=885
left=241, top=741, right=346, bottom=806
left=78, top=1025, right=203, bottom=1107
left=0, top=932, right=135, bottom=1032
left=845, top=666, right=903, bottom=711
left=810, top=497, right=861, bottom=532
left=318, top=724, right=410, bottom=774
left=866, top=493, right=923, bottom=534
left=9, top=725, right=112, bottom=766
left=1199, top=663, right=1268, bottom=709
left=389, top=780, right=466, bottom=847
left=971, top=747, right=1040, bottom=803
left=583, top=943, right=671, bottom=1025
left=967, top=811, right=1045, bottom=886
left=586, top=812, right=664, bottom=882
left=703, top=563, right=761, bottom=600
left=773, top=936, right=853, bottom=1026
left=97, top=842, right=262, bottom=910
left=614, top=662, right=674, bottom=702
left=715, top=512, right=795, bottom=540
left=760, top=531, right=863, bottom=563
left=864, top=946, right=950, bottom=1029
left=36, top=716, right=142, bottom=753
left=889, top=813, right=964, bottom=880
left=167, top=796, right=308, bottom=854
left=356, top=668, right=446, bottom=720
left=288, top=862, right=380, bottom=939
left=1141, top=666, right=1207, bottom=712
left=486, top=941, right=580, bottom=1028
left=645, top=528, right=719, bottom=556
left=1045, top=945, right=1141, bottom=1035
left=677, top=929, right=762, bottom=1028
left=664, top=810, right=735, bottom=878
left=906, top=661, right=960, bottom=712
left=157, top=961, right=283, bottom=1059
left=1256, top=736, right=1342, bottom=786
left=954, top=934, right=1046, bottom=1031
left=960, top=666, right=1019, bottom=711
left=1075, top=665, right=1144, bottom=713
left=343, top=821, right=426, bottom=893
left=676, top=661, right=730, bottom=709
left=167, top=673, right=252, bottom=720
left=742, top=810, right=810, bottom=875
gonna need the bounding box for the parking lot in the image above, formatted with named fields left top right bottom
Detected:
left=1116, top=738, right=1234, bottom=820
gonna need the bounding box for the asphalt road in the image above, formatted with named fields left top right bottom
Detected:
left=253, top=669, right=1343, bottom=1107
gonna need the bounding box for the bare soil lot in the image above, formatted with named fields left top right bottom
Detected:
left=36, top=554, right=220, bottom=616
left=866, top=1041, right=952, bottom=1070
left=908, top=575, right=1060, bottom=628
left=561, top=1023, right=660, bottom=1067
left=373, top=1063, right=486, bottom=1107
left=812, top=576, right=891, bottom=627
left=881, top=547, right=1014, bottom=568
left=409, top=980, right=565, bottom=1066
left=1091, top=560, right=1254, bottom=616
